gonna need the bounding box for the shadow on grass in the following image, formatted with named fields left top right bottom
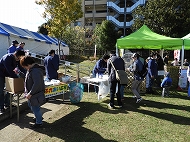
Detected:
left=30, top=102, right=118, bottom=142
left=141, top=91, right=190, bottom=101
left=120, top=97, right=190, bottom=125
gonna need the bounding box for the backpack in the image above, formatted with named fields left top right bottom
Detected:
left=138, top=60, right=148, bottom=78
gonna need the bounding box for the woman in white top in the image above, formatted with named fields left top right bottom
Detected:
left=171, top=58, right=180, bottom=66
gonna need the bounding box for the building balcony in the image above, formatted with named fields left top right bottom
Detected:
left=107, top=16, right=134, bottom=28
left=107, top=0, right=146, bottom=14
left=85, top=12, right=107, bottom=18
left=85, top=0, right=107, bottom=6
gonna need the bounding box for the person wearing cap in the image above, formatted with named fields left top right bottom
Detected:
left=16, top=42, right=25, bottom=51
left=107, top=50, right=124, bottom=109
left=7, top=40, right=19, bottom=54
left=127, top=53, right=144, bottom=103
left=160, top=72, right=172, bottom=97
left=0, top=50, right=25, bottom=114
left=44, top=50, right=59, bottom=80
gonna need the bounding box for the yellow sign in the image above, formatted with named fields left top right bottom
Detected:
left=45, top=84, right=68, bottom=95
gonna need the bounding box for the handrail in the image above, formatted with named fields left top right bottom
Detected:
left=107, top=16, right=134, bottom=28
left=33, top=55, right=93, bottom=83
left=107, top=0, right=145, bottom=14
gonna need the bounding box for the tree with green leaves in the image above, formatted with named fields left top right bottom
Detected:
left=132, top=0, right=190, bottom=38
left=38, top=23, right=48, bottom=35
left=93, top=20, right=120, bottom=53
left=62, top=26, right=86, bottom=55
left=35, top=0, right=83, bottom=56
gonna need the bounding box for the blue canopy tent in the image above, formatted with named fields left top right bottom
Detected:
left=0, top=22, right=69, bottom=58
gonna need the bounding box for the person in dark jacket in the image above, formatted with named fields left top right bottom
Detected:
left=7, top=40, right=19, bottom=53
left=156, top=53, right=164, bottom=70
left=155, top=53, right=164, bottom=87
left=107, top=50, right=124, bottom=109
left=92, top=54, right=110, bottom=94
left=19, top=56, right=46, bottom=128
left=44, top=50, right=59, bottom=80
left=161, top=72, right=172, bottom=97
left=183, top=59, right=189, bottom=66
left=147, top=52, right=158, bottom=94
left=0, top=50, right=25, bottom=113
left=16, top=42, right=25, bottom=51
left=127, top=53, right=144, bottom=103
left=163, top=54, right=169, bottom=65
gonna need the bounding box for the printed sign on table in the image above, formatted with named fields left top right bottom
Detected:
left=45, top=84, right=68, bottom=98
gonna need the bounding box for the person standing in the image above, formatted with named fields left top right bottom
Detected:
left=44, top=50, right=59, bottom=80
left=183, top=59, right=189, bottom=66
left=171, top=58, right=180, bottom=66
left=0, top=50, right=25, bottom=113
left=7, top=40, right=19, bottom=53
left=16, top=42, right=25, bottom=51
left=163, top=54, right=169, bottom=65
left=156, top=53, right=164, bottom=87
left=19, top=56, right=46, bottom=128
left=107, top=50, right=124, bottom=109
left=147, top=52, right=158, bottom=94
left=127, top=53, right=144, bottom=103
left=92, top=54, right=110, bottom=94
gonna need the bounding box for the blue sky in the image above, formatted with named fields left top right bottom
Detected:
left=0, top=0, right=46, bottom=32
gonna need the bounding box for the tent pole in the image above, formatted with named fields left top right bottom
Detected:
left=160, top=49, right=164, bottom=58
left=181, top=40, right=184, bottom=68
left=116, top=43, right=119, bottom=57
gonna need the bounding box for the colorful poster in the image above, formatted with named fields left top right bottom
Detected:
left=174, top=50, right=180, bottom=60
left=45, top=84, right=68, bottom=98
left=178, top=69, right=187, bottom=88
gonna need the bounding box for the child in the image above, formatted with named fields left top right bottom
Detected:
left=160, top=72, right=172, bottom=97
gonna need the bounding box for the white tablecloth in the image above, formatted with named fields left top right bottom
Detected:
left=86, top=75, right=110, bottom=100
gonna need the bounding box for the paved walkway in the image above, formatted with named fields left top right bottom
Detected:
left=0, top=95, right=69, bottom=142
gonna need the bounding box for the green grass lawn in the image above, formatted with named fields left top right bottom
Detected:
left=22, top=60, right=190, bottom=142
left=22, top=91, right=190, bottom=142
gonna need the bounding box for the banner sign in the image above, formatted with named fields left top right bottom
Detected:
left=45, top=84, right=68, bottom=98
left=174, top=50, right=180, bottom=61
left=178, top=69, right=187, bottom=88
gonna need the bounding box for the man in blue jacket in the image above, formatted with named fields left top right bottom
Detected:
left=161, top=72, right=172, bottom=97
left=16, top=42, right=25, bottom=51
left=0, top=50, right=25, bottom=113
left=147, top=52, right=158, bottom=94
left=44, top=50, right=60, bottom=80
left=92, top=54, right=110, bottom=94
left=7, top=40, right=19, bottom=53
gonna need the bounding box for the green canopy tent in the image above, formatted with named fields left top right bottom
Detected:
left=180, top=33, right=190, bottom=65
left=117, top=25, right=183, bottom=50
left=182, top=33, right=190, bottom=49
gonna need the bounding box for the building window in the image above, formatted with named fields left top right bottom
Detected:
left=74, top=21, right=81, bottom=26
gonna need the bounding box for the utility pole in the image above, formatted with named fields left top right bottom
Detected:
left=124, top=0, right=127, bottom=37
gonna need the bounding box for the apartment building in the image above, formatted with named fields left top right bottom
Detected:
left=74, top=0, right=146, bottom=36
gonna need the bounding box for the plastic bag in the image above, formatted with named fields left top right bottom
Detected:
left=98, top=81, right=110, bottom=100
left=62, top=75, right=71, bottom=83
left=69, top=82, right=84, bottom=103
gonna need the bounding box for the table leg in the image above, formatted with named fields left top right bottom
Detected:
left=88, top=83, right=89, bottom=94
left=17, top=94, right=19, bottom=122
left=10, top=93, right=12, bottom=118
left=62, top=92, right=65, bottom=102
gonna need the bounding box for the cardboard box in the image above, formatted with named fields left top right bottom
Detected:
left=5, top=77, right=24, bottom=93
